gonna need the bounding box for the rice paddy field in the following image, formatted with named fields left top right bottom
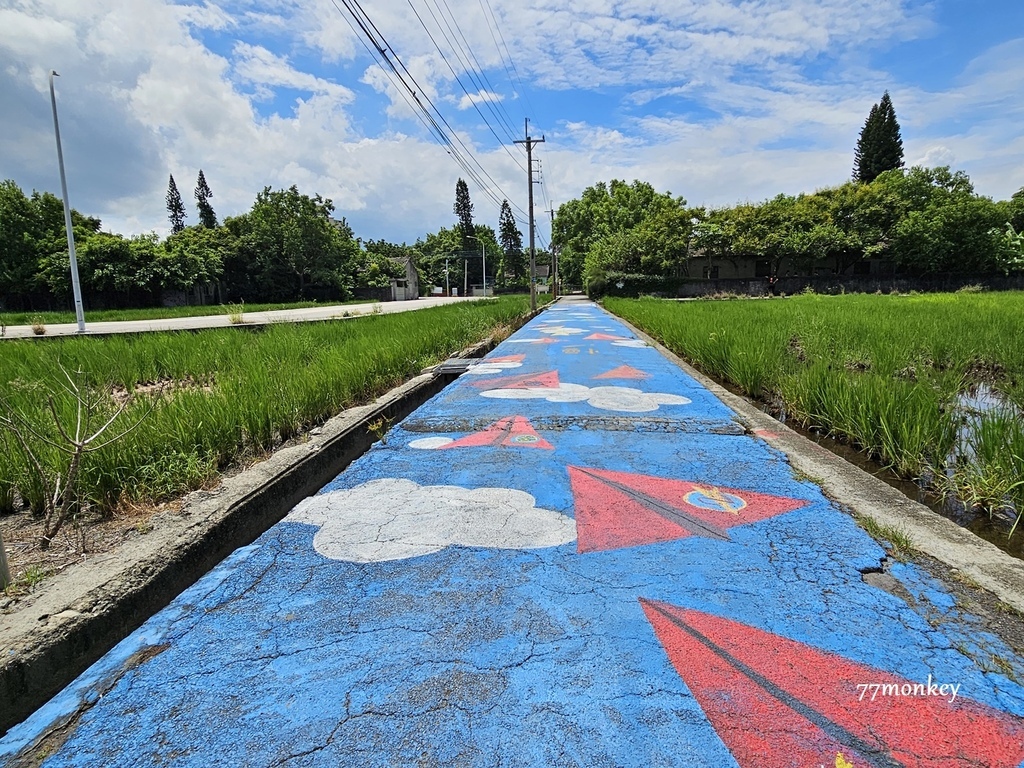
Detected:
left=605, top=291, right=1024, bottom=537
left=0, top=296, right=535, bottom=517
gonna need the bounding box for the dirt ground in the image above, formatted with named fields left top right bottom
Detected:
left=0, top=499, right=180, bottom=610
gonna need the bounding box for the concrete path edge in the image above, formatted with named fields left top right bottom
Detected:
left=0, top=319, right=529, bottom=736
left=614, top=312, right=1024, bottom=615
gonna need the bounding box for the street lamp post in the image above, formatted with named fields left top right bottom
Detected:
left=48, top=71, right=86, bottom=333
left=468, top=236, right=487, bottom=296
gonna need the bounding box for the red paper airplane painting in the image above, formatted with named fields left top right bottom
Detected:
left=639, top=599, right=1024, bottom=768
left=593, top=365, right=651, bottom=380
left=439, top=416, right=554, bottom=450
left=484, top=354, right=526, bottom=364
left=568, top=467, right=809, bottom=553
left=469, top=370, right=561, bottom=390
left=584, top=333, right=626, bottom=341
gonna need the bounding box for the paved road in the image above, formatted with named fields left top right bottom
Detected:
left=0, top=296, right=485, bottom=339
left=3, top=298, right=1024, bottom=766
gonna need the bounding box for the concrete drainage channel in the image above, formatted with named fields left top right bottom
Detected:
left=0, top=321, right=528, bottom=737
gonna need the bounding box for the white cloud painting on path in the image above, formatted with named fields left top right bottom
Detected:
left=286, top=479, right=576, bottom=562
left=464, top=361, right=524, bottom=375
left=479, top=383, right=690, bottom=413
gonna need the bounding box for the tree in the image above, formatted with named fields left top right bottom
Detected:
left=497, top=200, right=525, bottom=283
left=159, top=226, right=231, bottom=294
left=879, top=166, right=1007, bottom=274
left=454, top=177, right=474, bottom=251
left=551, top=180, right=687, bottom=287
left=166, top=175, right=186, bottom=233
left=194, top=170, right=217, bottom=229
left=854, top=91, right=904, bottom=183
left=0, top=181, right=40, bottom=302
left=360, top=241, right=408, bottom=289
left=415, top=226, right=463, bottom=291
left=225, top=185, right=358, bottom=302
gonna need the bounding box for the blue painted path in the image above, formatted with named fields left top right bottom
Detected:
left=3, top=299, right=1024, bottom=767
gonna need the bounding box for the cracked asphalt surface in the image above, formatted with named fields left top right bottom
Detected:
left=3, top=298, right=1024, bottom=767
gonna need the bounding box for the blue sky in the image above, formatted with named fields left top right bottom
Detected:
left=1, top=0, right=1022, bottom=246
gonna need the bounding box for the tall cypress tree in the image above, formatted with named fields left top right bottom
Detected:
left=194, top=169, right=217, bottom=228
left=498, top=200, right=524, bottom=281
left=454, top=178, right=474, bottom=253
left=166, top=174, right=186, bottom=233
left=854, top=91, right=904, bottom=183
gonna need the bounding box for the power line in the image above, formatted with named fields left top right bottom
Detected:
left=478, top=0, right=536, bottom=119
left=329, top=0, right=528, bottom=220
left=405, top=0, right=525, bottom=172
left=423, top=0, right=523, bottom=145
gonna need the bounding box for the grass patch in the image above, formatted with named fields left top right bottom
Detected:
left=0, top=299, right=379, bottom=327
left=856, top=515, right=914, bottom=559
left=606, top=292, right=1024, bottom=536
left=3, top=564, right=51, bottom=597
left=0, top=297, right=536, bottom=515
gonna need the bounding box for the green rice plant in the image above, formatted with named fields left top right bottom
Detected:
left=605, top=291, right=1024, bottom=536
left=0, top=297, right=534, bottom=515
left=942, top=410, right=1024, bottom=535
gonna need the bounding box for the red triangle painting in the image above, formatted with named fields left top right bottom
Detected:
left=593, top=365, right=651, bottom=380
left=639, top=599, right=1024, bottom=768
left=584, top=333, right=626, bottom=341
left=439, top=416, right=554, bottom=450
left=567, top=467, right=809, bottom=553
left=484, top=354, right=526, bottom=365
left=469, top=370, right=561, bottom=390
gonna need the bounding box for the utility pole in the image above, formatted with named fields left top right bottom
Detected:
left=49, top=71, right=86, bottom=333
left=515, top=119, right=544, bottom=311
left=546, top=206, right=557, bottom=298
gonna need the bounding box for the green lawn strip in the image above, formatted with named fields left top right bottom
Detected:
left=0, top=296, right=535, bottom=515
left=0, top=299, right=385, bottom=327
left=605, top=292, right=1024, bottom=534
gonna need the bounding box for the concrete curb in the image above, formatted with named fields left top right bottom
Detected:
left=615, top=314, right=1024, bottom=614
left=0, top=317, right=532, bottom=736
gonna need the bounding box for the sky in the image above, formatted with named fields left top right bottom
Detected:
left=1, top=0, right=1023, bottom=248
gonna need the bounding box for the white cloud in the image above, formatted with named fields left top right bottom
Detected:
left=286, top=479, right=575, bottom=562
left=176, top=2, right=235, bottom=32
left=458, top=89, right=503, bottom=110
left=911, top=145, right=957, bottom=169
left=479, top=383, right=691, bottom=412
left=2, top=0, right=1022, bottom=247
left=232, top=43, right=354, bottom=101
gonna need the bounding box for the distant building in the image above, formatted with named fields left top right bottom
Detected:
left=389, top=256, right=419, bottom=301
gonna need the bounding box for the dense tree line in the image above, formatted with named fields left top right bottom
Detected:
left=552, top=168, right=1024, bottom=290
left=0, top=172, right=549, bottom=313
left=0, top=180, right=394, bottom=311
